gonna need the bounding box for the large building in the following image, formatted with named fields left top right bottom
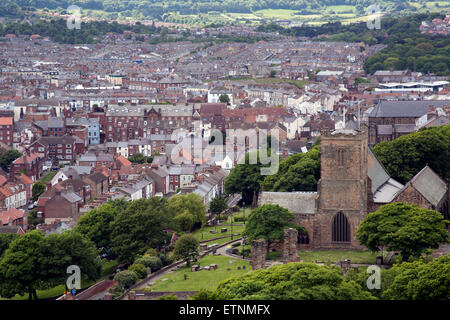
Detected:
left=368, top=100, right=450, bottom=146
left=259, top=128, right=449, bottom=249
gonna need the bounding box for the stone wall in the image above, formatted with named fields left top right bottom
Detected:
left=250, top=238, right=267, bottom=270
left=283, top=228, right=299, bottom=263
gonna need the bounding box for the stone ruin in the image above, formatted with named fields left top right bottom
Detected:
left=250, top=228, right=299, bottom=270
left=250, top=238, right=267, bottom=270
left=283, top=228, right=299, bottom=263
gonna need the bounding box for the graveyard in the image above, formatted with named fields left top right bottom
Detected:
left=145, top=255, right=251, bottom=292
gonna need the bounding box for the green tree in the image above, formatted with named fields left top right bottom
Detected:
left=382, top=254, right=450, bottom=300
left=75, top=203, right=118, bottom=256
left=0, top=233, right=18, bottom=258
left=128, top=153, right=146, bottom=164
left=218, top=94, right=230, bottom=104
left=199, top=263, right=375, bottom=300
left=174, top=212, right=194, bottom=232
left=31, top=181, right=46, bottom=202
left=0, top=230, right=45, bottom=300
left=38, top=230, right=102, bottom=290
left=244, top=204, right=295, bottom=255
left=224, top=151, right=269, bottom=205
left=262, top=145, right=320, bottom=192
left=209, top=196, right=228, bottom=215
left=0, top=150, right=21, bottom=171
left=168, top=193, right=206, bottom=230
left=110, top=198, right=174, bottom=264
left=26, top=209, right=44, bottom=229
left=373, top=125, right=450, bottom=183
left=135, top=255, right=162, bottom=272
left=357, top=203, right=448, bottom=261
left=114, top=270, right=138, bottom=289
left=173, top=234, right=199, bottom=267
left=128, top=263, right=147, bottom=279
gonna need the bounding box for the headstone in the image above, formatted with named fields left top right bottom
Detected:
left=221, top=228, right=227, bottom=233
left=200, top=244, right=208, bottom=251
left=184, top=274, right=188, bottom=280
left=210, top=264, right=218, bottom=270
left=237, top=266, right=241, bottom=270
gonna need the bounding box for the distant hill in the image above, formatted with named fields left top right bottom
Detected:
left=2, top=1, right=449, bottom=24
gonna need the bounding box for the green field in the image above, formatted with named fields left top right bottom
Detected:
left=190, top=224, right=245, bottom=242
left=146, top=254, right=251, bottom=291
left=299, top=250, right=381, bottom=264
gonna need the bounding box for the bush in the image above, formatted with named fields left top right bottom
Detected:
left=113, top=270, right=138, bottom=289
left=145, top=248, right=158, bottom=257
left=159, top=252, right=174, bottom=266
left=128, top=263, right=147, bottom=279
left=135, top=256, right=162, bottom=272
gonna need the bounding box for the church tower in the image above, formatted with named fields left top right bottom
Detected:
left=314, top=128, right=369, bottom=249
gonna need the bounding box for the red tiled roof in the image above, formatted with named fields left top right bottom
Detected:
left=0, top=117, right=13, bottom=125
left=0, top=208, right=25, bottom=225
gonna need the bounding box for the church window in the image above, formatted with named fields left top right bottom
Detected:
left=332, top=212, right=350, bottom=242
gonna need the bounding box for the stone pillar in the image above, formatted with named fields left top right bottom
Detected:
left=251, top=238, right=267, bottom=270
left=129, top=291, right=135, bottom=300
left=283, top=228, right=299, bottom=263
left=104, top=293, right=113, bottom=300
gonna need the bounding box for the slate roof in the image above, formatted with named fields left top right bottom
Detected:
left=407, top=166, right=448, bottom=207
left=370, top=100, right=450, bottom=118
left=258, top=191, right=317, bottom=214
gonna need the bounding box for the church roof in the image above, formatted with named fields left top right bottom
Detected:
left=258, top=191, right=317, bottom=214
left=406, top=166, right=448, bottom=207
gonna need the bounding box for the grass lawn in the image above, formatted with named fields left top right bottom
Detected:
left=147, top=254, right=251, bottom=292
left=299, top=250, right=380, bottom=264
left=191, top=225, right=245, bottom=242
left=40, top=171, right=56, bottom=183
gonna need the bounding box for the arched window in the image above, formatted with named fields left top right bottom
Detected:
left=298, top=233, right=309, bottom=244
left=332, top=212, right=350, bottom=242
left=337, top=149, right=344, bottom=166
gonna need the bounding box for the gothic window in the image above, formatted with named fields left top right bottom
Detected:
left=332, top=212, right=350, bottom=242
left=337, top=149, right=345, bottom=167
left=298, top=233, right=310, bottom=244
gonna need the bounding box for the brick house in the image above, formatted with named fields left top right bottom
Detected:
left=82, top=172, right=109, bottom=199
left=10, top=150, right=43, bottom=181
left=0, top=116, right=13, bottom=147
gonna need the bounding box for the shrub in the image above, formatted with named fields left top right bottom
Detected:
left=135, top=256, right=162, bottom=272
left=128, top=263, right=147, bottom=279
left=145, top=248, right=158, bottom=256
left=160, top=252, right=174, bottom=266
left=113, top=270, right=138, bottom=289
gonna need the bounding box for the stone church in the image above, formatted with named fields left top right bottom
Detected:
left=259, top=128, right=449, bottom=249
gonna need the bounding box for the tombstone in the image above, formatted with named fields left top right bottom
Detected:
left=210, top=264, right=218, bottom=270
left=226, top=268, right=231, bottom=271
left=242, top=265, right=246, bottom=270
left=191, top=265, right=199, bottom=272
left=376, top=256, right=383, bottom=265
left=221, top=228, right=227, bottom=233
left=237, top=266, right=241, bottom=270
left=204, top=266, right=211, bottom=271
left=200, top=244, right=208, bottom=251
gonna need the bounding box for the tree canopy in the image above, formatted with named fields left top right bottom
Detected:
left=168, top=193, right=206, bottom=231
left=244, top=204, right=295, bottom=251
left=373, top=125, right=450, bottom=184
left=194, top=262, right=375, bottom=300
left=110, top=197, right=174, bottom=263
left=357, top=202, right=448, bottom=261
left=262, top=145, right=320, bottom=192
left=0, top=150, right=21, bottom=172
left=173, top=234, right=199, bottom=267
